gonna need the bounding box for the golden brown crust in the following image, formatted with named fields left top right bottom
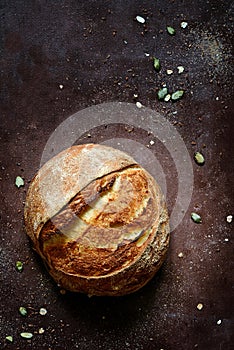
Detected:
left=24, top=144, right=137, bottom=246
left=24, top=143, right=170, bottom=296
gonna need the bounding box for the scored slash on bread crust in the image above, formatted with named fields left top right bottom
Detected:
left=24, top=144, right=170, bottom=296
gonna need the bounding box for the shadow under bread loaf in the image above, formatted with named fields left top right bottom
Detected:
left=24, top=144, right=170, bottom=296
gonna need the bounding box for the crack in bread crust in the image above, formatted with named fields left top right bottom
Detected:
left=39, top=166, right=161, bottom=277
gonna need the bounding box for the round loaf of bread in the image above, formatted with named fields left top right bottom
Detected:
left=24, top=143, right=170, bottom=296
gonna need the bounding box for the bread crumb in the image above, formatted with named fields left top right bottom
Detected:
left=177, top=66, right=185, bottom=74
left=39, top=308, right=47, bottom=316
left=226, top=215, right=233, bottom=223
left=181, top=21, right=188, bottom=29
left=136, top=101, right=143, bottom=108
left=197, top=303, right=203, bottom=310
left=166, top=69, right=173, bottom=75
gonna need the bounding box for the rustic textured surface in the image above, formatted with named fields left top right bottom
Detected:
left=0, top=0, right=233, bottom=349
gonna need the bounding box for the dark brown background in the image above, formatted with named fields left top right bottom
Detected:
left=0, top=1, right=233, bottom=349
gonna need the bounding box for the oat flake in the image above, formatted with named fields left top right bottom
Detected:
left=136, top=15, right=145, bottom=24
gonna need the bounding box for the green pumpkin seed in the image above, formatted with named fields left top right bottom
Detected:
left=16, top=261, right=23, bottom=272
left=171, top=90, right=184, bottom=101
left=15, top=176, right=24, bottom=188
left=167, top=26, right=175, bottom=35
left=194, top=152, right=205, bottom=165
left=20, top=332, right=33, bottom=339
left=6, top=336, right=13, bottom=342
left=191, top=212, right=202, bottom=223
left=158, top=87, right=168, bottom=100
left=153, top=57, right=160, bottom=72
left=19, top=307, right=27, bottom=316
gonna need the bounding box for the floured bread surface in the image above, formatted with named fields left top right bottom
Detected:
left=24, top=144, right=170, bottom=296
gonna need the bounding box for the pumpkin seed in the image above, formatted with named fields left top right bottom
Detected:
left=153, top=57, right=160, bottom=72
left=16, top=261, right=23, bottom=272
left=167, top=26, right=175, bottom=35
left=6, top=336, right=13, bottom=342
left=19, top=307, right=27, bottom=316
left=158, top=87, right=168, bottom=100
left=20, top=332, right=33, bottom=339
left=171, top=90, right=184, bottom=101
left=15, top=176, right=24, bottom=188
left=191, top=212, right=202, bottom=223
left=194, top=152, right=205, bottom=165
left=136, top=15, right=145, bottom=24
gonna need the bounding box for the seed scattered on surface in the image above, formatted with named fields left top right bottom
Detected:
left=144, top=52, right=150, bottom=57
left=39, top=308, right=47, bottom=316
left=39, top=328, right=45, bottom=334
left=136, top=101, right=143, bottom=108
left=166, top=69, right=173, bottom=75
left=194, top=152, right=205, bottom=165
left=191, top=212, right=202, bottom=223
left=149, top=140, right=155, bottom=146
left=59, top=84, right=64, bottom=89
left=224, top=238, right=229, bottom=242
left=217, top=319, right=222, bottom=325
left=158, top=87, right=168, bottom=100
left=177, top=65, right=185, bottom=74
left=226, top=215, right=233, bottom=223
left=153, top=57, right=161, bottom=72
left=171, top=90, right=184, bottom=101
left=16, top=261, right=23, bottom=272
left=164, top=94, right=171, bottom=102
left=19, top=307, right=27, bottom=316
left=6, top=336, right=13, bottom=343
left=20, top=332, right=33, bottom=339
left=60, top=289, right=67, bottom=295
left=167, top=26, right=175, bottom=35
left=197, top=303, right=203, bottom=310
left=178, top=252, right=184, bottom=258
left=15, top=176, right=24, bottom=188
left=136, top=15, right=145, bottom=24
left=181, top=21, right=188, bottom=29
